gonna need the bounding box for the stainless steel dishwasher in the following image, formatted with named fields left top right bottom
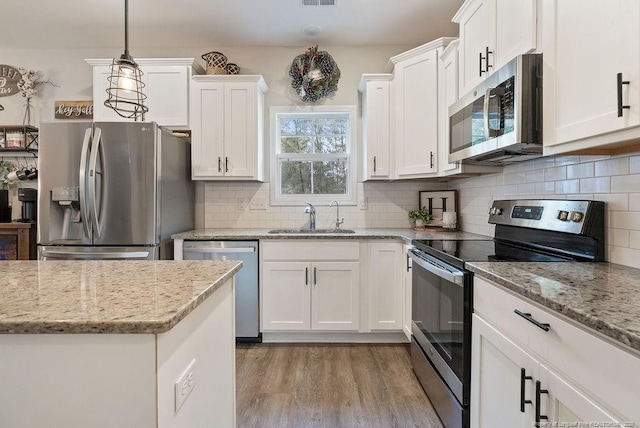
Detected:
left=182, top=240, right=260, bottom=342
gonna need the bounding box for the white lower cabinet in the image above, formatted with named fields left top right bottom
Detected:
left=471, top=315, right=539, bottom=428
left=472, top=277, right=638, bottom=427
left=261, top=241, right=360, bottom=332
left=367, top=242, right=403, bottom=330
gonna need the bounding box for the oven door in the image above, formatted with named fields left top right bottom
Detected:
left=409, top=249, right=472, bottom=406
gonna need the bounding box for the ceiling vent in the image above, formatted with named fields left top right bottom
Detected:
left=302, top=0, right=337, bottom=6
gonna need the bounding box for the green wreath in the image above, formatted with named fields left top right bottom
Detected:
left=289, top=46, right=341, bottom=103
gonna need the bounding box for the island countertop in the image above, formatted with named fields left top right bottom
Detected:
left=0, top=260, right=242, bottom=335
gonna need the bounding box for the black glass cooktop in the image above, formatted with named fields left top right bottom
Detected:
left=412, top=239, right=573, bottom=269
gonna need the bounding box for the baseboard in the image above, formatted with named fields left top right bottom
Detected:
left=261, top=331, right=409, bottom=343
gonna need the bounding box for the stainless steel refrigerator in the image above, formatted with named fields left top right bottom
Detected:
left=38, top=121, right=194, bottom=260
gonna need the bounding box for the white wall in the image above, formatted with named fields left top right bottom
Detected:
left=0, top=45, right=410, bottom=220
left=448, top=152, right=640, bottom=269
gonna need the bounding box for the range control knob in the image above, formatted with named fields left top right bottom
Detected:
left=495, top=208, right=503, bottom=215
left=489, top=207, right=497, bottom=215
left=557, top=210, right=569, bottom=221
left=570, top=211, right=584, bottom=222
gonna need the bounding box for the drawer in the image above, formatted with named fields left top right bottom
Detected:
left=474, top=276, right=640, bottom=422
left=261, top=240, right=360, bottom=261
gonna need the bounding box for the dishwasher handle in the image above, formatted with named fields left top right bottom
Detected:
left=183, top=245, right=256, bottom=253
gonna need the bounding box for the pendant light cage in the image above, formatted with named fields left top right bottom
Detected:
left=104, top=57, right=148, bottom=119
left=104, top=0, right=148, bottom=120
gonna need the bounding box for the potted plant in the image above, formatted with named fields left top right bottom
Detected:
left=408, top=207, right=432, bottom=228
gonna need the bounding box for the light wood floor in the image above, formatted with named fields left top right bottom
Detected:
left=236, top=343, right=444, bottom=428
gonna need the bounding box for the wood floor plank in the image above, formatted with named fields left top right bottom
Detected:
left=236, top=343, right=444, bottom=428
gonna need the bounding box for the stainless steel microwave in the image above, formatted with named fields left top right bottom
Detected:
left=448, top=54, right=543, bottom=165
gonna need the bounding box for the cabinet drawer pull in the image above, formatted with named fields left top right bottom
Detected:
left=313, top=267, right=317, bottom=285
left=373, top=156, right=377, bottom=173
left=535, top=380, right=549, bottom=426
left=218, top=157, right=222, bottom=172
left=225, top=157, right=229, bottom=172
left=617, top=72, right=631, bottom=117
left=520, top=368, right=533, bottom=413
left=479, top=52, right=484, bottom=77
left=305, top=267, right=308, bottom=285
left=514, top=309, right=550, bottom=332
left=429, top=151, right=434, bottom=169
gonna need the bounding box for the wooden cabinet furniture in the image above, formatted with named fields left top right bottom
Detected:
left=0, top=223, right=36, bottom=260
left=359, top=74, right=393, bottom=180
left=471, top=276, right=639, bottom=427
left=453, top=0, right=537, bottom=97
left=366, top=242, right=403, bottom=331
left=261, top=241, right=360, bottom=332
left=190, top=75, right=267, bottom=181
left=390, top=38, right=455, bottom=179
left=542, top=0, right=640, bottom=156
left=86, top=58, right=202, bottom=129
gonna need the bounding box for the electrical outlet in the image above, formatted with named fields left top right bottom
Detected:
left=359, top=197, right=368, bottom=210
left=250, top=198, right=267, bottom=210
left=237, top=198, right=246, bottom=211
left=175, top=359, right=197, bottom=412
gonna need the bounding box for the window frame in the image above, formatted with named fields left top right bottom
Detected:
left=269, top=105, right=357, bottom=206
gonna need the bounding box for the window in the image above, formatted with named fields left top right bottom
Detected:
left=270, top=106, right=357, bottom=205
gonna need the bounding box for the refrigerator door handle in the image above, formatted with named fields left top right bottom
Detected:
left=88, top=127, right=104, bottom=239
left=79, top=127, right=93, bottom=240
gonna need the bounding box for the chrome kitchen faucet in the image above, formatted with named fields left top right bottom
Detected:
left=330, top=200, right=344, bottom=230
left=304, top=202, right=316, bottom=230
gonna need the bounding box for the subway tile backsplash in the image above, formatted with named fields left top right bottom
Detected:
left=448, top=151, right=640, bottom=269
left=201, top=152, right=640, bottom=269
left=202, top=181, right=447, bottom=231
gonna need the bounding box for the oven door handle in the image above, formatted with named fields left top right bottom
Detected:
left=409, top=250, right=465, bottom=285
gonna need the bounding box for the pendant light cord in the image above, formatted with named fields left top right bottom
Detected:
left=122, top=0, right=131, bottom=60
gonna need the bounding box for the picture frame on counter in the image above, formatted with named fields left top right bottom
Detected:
left=418, top=190, right=457, bottom=228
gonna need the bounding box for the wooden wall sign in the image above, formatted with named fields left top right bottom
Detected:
left=0, top=65, right=21, bottom=97
left=55, top=101, right=94, bottom=119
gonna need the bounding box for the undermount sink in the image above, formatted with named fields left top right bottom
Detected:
left=268, top=229, right=356, bottom=234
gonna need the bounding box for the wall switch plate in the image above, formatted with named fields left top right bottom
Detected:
left=174, top=359, right=196, bottom=413
left=250, top=198, right=267, bottom=210
left=237, top=198, right=246, bottom=211
left=359, top=197, right=368, bottom=210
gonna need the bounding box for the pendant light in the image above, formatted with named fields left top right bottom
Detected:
left=104, top=0, right=148, bottom=120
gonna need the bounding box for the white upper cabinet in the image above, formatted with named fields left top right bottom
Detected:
left=359, top=74, right=393, bottom=180
left=453, top=0, right=537, bottom=97
left=86, top=58, right=202, bottom=129
left=542, top=0, right=640, bottom=155
left=190, top=75, right=267, bottom=181
left=391, top=38, right=454, bottom=179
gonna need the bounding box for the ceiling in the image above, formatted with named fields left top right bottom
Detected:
left=4, top=0, right=463, bottom=49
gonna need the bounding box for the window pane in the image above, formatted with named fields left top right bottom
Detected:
left=280, top=118, right=296, bottom=136
left=280, top=161, right=312, bottom=194
left=295, top=119, right=314, bottom=135
left=312, top=160, right=347, bottom=194
left=281, top=136, right=312, bottom=153
left=315, top=135, right=347, bottom=154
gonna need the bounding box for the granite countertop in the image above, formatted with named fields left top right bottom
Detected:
left=172, top=228, right=487, bottom=243
left=0, top=260, right=242, bottom=335
left=468, top=262, right=640, bottom=354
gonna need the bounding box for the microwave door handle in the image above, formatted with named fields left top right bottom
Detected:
left=483, top=87, right=493, bottom=139
left=483, top=87, right=506, bottom=138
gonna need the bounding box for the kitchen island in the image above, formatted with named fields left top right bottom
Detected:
left=0, top=260, right=242, bottom=428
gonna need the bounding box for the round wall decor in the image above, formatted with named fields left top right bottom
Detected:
left=289, top=46, right=340, bottom=103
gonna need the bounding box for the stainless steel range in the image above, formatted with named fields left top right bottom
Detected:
left=409, top=199, right=605, bottom=428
